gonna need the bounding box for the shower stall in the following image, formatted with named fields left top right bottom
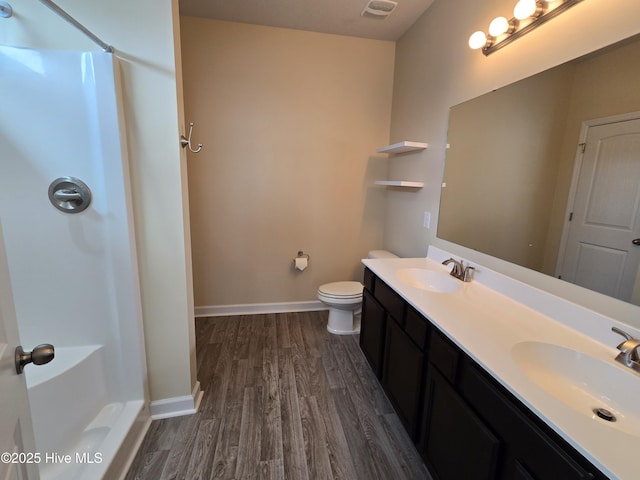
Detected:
left=0, top=43, right=147, bottom=479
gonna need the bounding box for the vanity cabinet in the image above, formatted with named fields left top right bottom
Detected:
left=360, top=268, right=608, bottom=480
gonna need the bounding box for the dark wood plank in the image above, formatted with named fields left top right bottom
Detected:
left=125, top=450, right=169, bottom=480
left=278, top=347, right=310, bottom=480
left=210, top=414, right=239, bottom=479
left=162, top=413, right=201, bottom=480
left=258, top=458, right=284, bottom=480
left=235, top=386, right=263, bottom=479
left=299, top=395, right=333, bottom=480
left=330, top=387, right=380, bottom=480
left=246, top=324, right=265, bottom=388
left=308, top=373, right=358, bottom=480
left=209, top=316, right=229, bottom=344
left=184, top=418, right=221, bottom=480
left=199, top=338, right=234, bottom=419
left=196, top=343, right=222, bottom=390
left=158, top=413, right=200, bottom=480
left=341, top=334, right=394, bottom=415
left=275, top=313, right=291, bottom=349
left=381, top=412, right=430, bottom=480
left=260, top=316, right=283, bottom=463
left=331, top=339, right=405, bottom=478
left=233, top=315, right=254, bottom=360
left=298, top=312, right=323, bottom=358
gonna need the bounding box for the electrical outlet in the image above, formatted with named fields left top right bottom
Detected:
left=423, top=211, right=431, bottom=229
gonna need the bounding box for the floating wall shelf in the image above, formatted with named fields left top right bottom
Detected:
left=377, top=141, right=429, bottom=154
left=375, top=181, right=424, bottom=188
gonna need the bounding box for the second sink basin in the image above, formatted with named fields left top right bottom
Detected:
left=395, top=268, right=460, bottom=293
left=511, top=341, right=640, bottom=436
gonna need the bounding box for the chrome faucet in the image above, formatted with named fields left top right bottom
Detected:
left=442, top=258, right=475, bottom=282
left=612, top=327, right=640, bottom=373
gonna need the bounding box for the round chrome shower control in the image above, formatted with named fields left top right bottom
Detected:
left=15, top=344, right=55, bottom=374
left=48, top=177, right=92, bottom=213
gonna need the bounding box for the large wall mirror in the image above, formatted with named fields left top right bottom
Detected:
left=439, top=33, right=640, bottom=306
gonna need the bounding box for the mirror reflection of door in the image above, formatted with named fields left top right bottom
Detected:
left=559, top=115, right=640, bottom=304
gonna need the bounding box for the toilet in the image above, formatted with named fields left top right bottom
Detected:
left=318, top=250, right=398, bottom=335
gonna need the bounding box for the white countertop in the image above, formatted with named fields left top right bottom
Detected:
left=362, top=250, right=640, bottom=480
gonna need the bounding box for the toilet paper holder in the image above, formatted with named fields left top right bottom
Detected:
left=296, top=251, right=309, bottom=260
left=293, top=251, right=310, bottom=270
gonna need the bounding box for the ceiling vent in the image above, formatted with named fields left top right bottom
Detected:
left=361, top=0, right=398, bottom=19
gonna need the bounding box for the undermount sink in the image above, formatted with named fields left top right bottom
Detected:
left=395, top=268, right=460, bottom=293
left=511, top=341, right=640, bottom=435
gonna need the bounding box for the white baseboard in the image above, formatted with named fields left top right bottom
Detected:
left=149, top=381, right=204, bottom=420
left=194, top=300, right=327, bottom=318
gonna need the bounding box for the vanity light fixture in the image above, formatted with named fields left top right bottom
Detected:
left=469, top=0, right=583, bottom=56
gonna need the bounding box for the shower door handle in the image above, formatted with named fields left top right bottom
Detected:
left=53, top=189, right=83, bottom=202
left=48, top=177, right=91, bottom=213
left=15, top=344, right=55, bottom=374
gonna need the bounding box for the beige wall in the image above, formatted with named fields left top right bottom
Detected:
left=1, top=0, right=196, bottom=402
left=388, top=0, right=640, bottom=327
left=180, top=18, right=395, bottom=307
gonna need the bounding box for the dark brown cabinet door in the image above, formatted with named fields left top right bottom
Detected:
left=381, top=318, right=424, bottom=440
left=359, top=289, right=386, bottom=378
left=421, top=365, right=500, bottom=480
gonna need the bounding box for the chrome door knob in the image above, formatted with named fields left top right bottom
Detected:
left=15, top=344, right=55, bottom=374
left=633, top=238, right=640, bottom=245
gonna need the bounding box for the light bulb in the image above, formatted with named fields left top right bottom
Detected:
left=514, top=0, right=537, bottom=20
left=468, top=31, right=488, bottom=50
left=488, top=16, right=510, bottom=37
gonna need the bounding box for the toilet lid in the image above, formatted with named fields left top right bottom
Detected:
left=318, top=281, right=363, bottom=299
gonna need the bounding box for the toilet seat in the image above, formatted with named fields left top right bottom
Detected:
left=318, top=281, right=363, bottom=302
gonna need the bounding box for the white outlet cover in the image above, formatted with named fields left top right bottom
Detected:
left=423, top=211, right=431, bottom=229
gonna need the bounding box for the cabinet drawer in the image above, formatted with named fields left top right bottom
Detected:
left=429, top=330, right=459, bottom=384
left=363, top=267, right=375, bottom=293
left=459, top=362, right=596, bottom=480
left=374, top=279, right=405, bottom=324
left=405, top=306, right=429, bottom=350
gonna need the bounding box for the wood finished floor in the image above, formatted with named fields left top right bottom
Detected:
left=125, top=311, right=429, bottom=480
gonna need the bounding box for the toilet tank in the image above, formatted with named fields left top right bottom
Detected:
left=368, top=250, right=398, bottom=259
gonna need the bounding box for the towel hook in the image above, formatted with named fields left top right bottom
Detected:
left=180, top=122, right=203, bottom=153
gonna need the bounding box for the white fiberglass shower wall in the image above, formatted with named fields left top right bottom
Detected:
left=0, top=46, right=146, bottom=479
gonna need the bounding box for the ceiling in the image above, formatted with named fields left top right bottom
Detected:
left=178, top=0, right=435, bottom=41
